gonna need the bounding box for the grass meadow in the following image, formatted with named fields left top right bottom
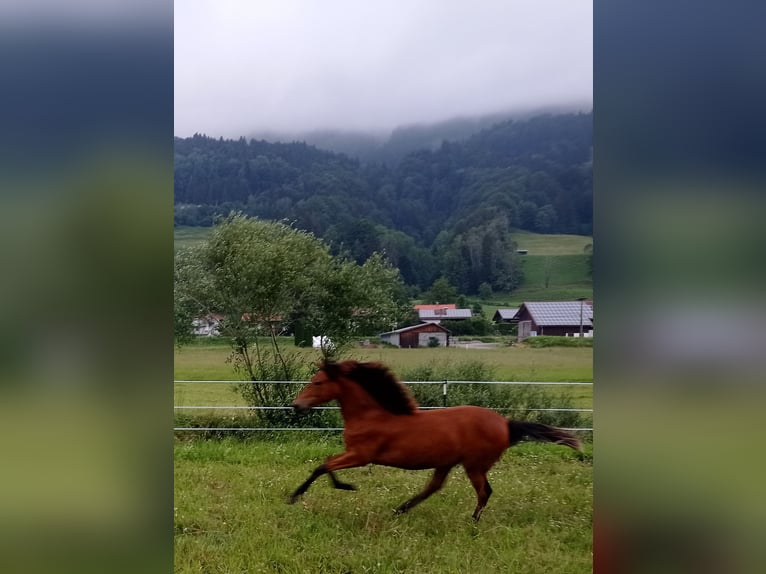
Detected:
left=175, top=436, right=592, bottom=574
left=174, top=342, right=594, bottom=411
left=174, top=229, right=593, bottom=572
left=510, top=231, right=592, bottom=256
left=174, top=343, right=592, bottom=572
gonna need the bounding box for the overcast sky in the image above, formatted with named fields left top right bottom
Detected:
left=174, top=0, right=592, bottom=138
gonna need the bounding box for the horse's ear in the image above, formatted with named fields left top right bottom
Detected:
left=322, top=360, right=340, bottom=378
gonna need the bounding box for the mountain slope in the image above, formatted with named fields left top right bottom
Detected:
left=174, top=112, right=592, bottom=291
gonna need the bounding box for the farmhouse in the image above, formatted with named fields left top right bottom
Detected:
left=513, top=301, right=593, bottom=340
left=418, top=308, right=472, bottom=323
left=379, top=322, right=452, bottom=348
left=192, top=312, right=286, bottom=337
left=191, top=313, right=224, bottom=336
left=413, top=304, right=456, bottom=311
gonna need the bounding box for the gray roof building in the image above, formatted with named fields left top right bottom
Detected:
left=513, top=301, right=593, bottom=338
left=492, top=308, right=519, bottom=322
left=418, top=308, right=473, bottom=322
left=379, top=322, right=452, bottom=348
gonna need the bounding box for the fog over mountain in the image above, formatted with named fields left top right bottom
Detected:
left=175, top=1, right=592, bottom=139
left=251, top=103, right=589, bottom=163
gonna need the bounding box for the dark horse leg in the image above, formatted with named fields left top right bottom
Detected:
left=328, top=471, right=356, bottom=491
left=288, top=452, right=365, bottom=504
left=288, top=464, right=328, bottom=504
left=465, top=467, right=493, bottom=521
left=395, top=466, right=453, bottom=514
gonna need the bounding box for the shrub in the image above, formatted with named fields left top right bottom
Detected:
left=442, top=316, right=492, bottom=336
left=496, top=322, right=517, bottom=336
left=399, top=359, right=589, bottom=429
left=179, top=357, right=590, bottom=435
left=524, top=336, right=593, bottom=348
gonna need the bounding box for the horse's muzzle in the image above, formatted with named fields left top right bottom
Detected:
left=291, top=402, right=311, bottom=415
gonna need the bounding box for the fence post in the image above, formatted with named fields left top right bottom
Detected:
left=443, top=380, right=448, bottom=408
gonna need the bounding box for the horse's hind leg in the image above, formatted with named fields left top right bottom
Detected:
left=395, top=466, right=453, bottom=514
left=328, top=471, right=356, bottom=491
left=465, top=468, right=492, bottom=521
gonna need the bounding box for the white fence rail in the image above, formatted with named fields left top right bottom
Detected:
left=174, top=379, right=593, bottom=432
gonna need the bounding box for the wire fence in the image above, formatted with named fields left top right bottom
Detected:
left=174, top=379, right=594, bottom=433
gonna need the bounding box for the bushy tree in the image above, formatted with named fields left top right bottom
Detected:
left=478, top=282, right=493, bottom=299
left=421, top=276, right=458, bottom=304
left=174, top=214, right=409, bottom=414
left=297, top=252, right=410, bottom=356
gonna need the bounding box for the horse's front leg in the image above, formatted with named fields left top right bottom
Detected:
left=328, top=471, right=356, bottom=491
left=287, top=451, right=368, bottom=504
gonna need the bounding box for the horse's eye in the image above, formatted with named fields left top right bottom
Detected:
left=314, top=380, right=322, bottom=386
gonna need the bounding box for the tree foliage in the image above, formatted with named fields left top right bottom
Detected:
left=421, top=276, right=458, bottom=305
left=174, top=214, right=409, bottom=391
left=174, top=112, right=592, bottom=293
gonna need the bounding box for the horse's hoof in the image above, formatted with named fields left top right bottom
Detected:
left=287, top=495, right=299, bottom=505
left=335, top=482, right=356, bottom=491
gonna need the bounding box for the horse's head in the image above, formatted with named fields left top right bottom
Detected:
left=291, top=361, right=344, bottom=414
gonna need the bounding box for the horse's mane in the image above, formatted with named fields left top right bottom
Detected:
left=325, top=360, right=419, bottom=416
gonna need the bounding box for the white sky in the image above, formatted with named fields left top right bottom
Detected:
left=174, top=0, right=592, bottom=137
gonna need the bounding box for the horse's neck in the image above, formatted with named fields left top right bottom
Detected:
left=337, top=383, right=387, bottom=422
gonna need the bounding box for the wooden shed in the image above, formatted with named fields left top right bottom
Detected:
left=379, top=322, right=452, bottom=348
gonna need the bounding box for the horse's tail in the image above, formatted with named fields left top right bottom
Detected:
left=508, top=420, right=582, bottom=451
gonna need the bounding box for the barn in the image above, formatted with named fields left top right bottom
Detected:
left=513, top=301, right=593, bottom=340
left=379, top=322, right=452, bottom=348
left=492, top=308, right=519, bottom=323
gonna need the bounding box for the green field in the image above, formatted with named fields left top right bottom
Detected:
left=175, top=328, right=593, bottom=572
left=175, top=342, right=593, bottom=412
left=510, top=231, right=592, bottom=256
left=175, top=228, right=591, bottom=255
left=508, top=254, right=592, bottom=303
left=175, top=436, right=592, bottom=573
left=174, top=225, right=212, bottom=252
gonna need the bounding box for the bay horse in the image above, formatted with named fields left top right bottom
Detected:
left=288, top=360, right=582, bottom=521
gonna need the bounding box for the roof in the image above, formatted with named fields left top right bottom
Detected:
left=241, top=313, right=283, bottom=322
left=493, top=308, right=518, bottom=320
left=515, top=301, right=593, bottom=327
left=418, top=308, right=473, bottom=320
left=380, top=322, right=451, bottom=336
left=413, top=304, right=457, bottom=311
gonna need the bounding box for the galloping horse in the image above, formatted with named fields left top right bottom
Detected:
left=289, top=360, right=582, bottom=521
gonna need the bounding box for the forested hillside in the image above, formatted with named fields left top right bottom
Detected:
left=174, top=112, right=592, bottom=293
